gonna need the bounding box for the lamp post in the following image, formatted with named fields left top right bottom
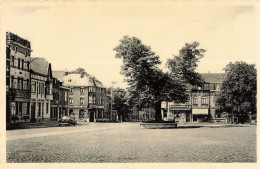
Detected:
left=110, top=81, right=117, bottom=121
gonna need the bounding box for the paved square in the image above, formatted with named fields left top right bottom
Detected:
left=7, top=123, right=256, bottom=162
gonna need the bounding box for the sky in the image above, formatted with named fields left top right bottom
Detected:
left=1, top=1, right=259, bottom=89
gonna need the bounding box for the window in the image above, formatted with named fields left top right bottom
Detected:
left=193, top=96, right=198, bottom=105
left=46, top=103, right=49, bottom=114
left=21, top=59, right=24, bottom=69
left=80, top=97, right=84, bottom=105
left=15, top=46, right=18, bottom=52
left=18, top=58, right=20, bottom=69
left=68, top=79, right=72, bottom=82
left=65, top=91, right=67, bottom=101
left=27, top=79, right=30, bottom=90
left=37, top=82, right=40, bottom=94
left=201, top=96, right=208, bottom=105
left=24, top=62, right=27, bottom=70
left=89, top=87, right=92, bottom=92
left=27, top=62, right=30, bottom=70
left=80, top=87, right=84, bottom=93
left=69, top=97, right=73, bottom=104
left=17, top=78, right=20, bottom=90
left=25, top=51, right=27, bottom=57
left=23, top=80, right=27, bottom=90
left=89, top=96, right=93, bottom=104
left=11, top=56, right=14, bottom=67
left=93, top=96, right=96, bottom=104
left=49, top=84, right=53, bottom=95
left=10, top=76, right=14, bottom=89
left=70, top=87, right=73, bottom=93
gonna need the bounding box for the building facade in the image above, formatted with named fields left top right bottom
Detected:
left=161, top=73, right=224, bottom=123
left=50, top=78, right=70, bottom=120
left=52, top=71, right=108, bottom=122
left=30, top=58, right=53, bottom=122
left=6, top=32, right=32, bottom=123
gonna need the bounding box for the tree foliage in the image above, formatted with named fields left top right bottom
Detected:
left=166, top=42, right=206, bottom=85
left=114, top=36, right=187, bottom=120
left=216, top=61, right=257, bottom=116
left=108, top=88, right=131, bottom=121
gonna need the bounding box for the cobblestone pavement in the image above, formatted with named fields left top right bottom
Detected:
left=6, top=123, right=256, bottom=163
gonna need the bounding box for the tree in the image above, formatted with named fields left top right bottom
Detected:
left=216, top=61, right=256, bottom=123
left=108, top=88, right=131, bottom=121
left=114, top=36, right=187, bottom=121
left=166, top=42, right=206, bottom=85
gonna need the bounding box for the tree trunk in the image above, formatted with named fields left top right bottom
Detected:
left=154, top=100, right=162, bottom=121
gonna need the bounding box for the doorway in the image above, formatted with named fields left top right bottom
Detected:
left=89, top=111, right=94, bottom=122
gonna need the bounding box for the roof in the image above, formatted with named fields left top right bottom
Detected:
left=52, top=71, right=66, bottom=81
left=52, top=71, right=105, bottom=88
left=201, top=73, right=224, bottom=83
left=30, top=57, right=50, bottom=76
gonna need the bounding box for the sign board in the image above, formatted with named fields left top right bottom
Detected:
left=192, top=109, right=208, bottom=115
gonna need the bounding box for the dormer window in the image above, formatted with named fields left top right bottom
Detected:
left=15, top=46, right=18, bottom=53
left=70, top=87, right=73, bottom=92
left=68, top=79, right=72, bottom=82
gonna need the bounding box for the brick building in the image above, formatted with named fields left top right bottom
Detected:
left=50, top=78, right=70, bottom=120
left=52, top=71, right=109, bottom=122
left=6, top=32, right=32, bottom=123
left=161, top=73, right=224, bottom=123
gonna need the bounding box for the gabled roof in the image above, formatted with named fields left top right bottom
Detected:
left=30, top=57, right=50, bottom=76
left=52, top=71, right=105, bottom=88
left=201, top=73, right=224, bottom=83
left=52, top=71, right=66, bottom=81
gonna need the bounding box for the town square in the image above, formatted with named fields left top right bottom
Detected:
left=1, top=0, right=259, bottom=168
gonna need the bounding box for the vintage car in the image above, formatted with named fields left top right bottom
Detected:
left=58, top=116, right=77, bottom=126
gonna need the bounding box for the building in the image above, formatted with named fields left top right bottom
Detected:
left=30, top=57, right=53, bottom=122
left=128, top=106, right=155, bottom=122
left=6, top=32, right=32, bottom=123
left=50, top=78, right=70, bottom=120
left=161, top=73, right=224, bottom=123
left=52, top=71, right=108, bottom=122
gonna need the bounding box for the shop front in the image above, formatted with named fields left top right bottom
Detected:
left=192, top=109, right=209, bottom=122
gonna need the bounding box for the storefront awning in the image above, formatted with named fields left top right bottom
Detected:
left=192, top=109, right=208, bottom=115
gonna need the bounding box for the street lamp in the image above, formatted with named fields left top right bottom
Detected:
left=111, top=81, right=117, bottom=121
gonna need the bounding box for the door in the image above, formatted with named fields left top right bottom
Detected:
left=31, top=103, right=36, bottom=121
left=90, top=111, right=94, bottom=122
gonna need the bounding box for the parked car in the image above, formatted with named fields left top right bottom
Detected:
left=58, top=116, right=77, bottom=126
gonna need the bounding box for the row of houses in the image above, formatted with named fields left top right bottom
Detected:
left=6, top=32, right=111, bottom=124
left=6, top=31, right=232, bottom=124
left=128, top=73, right=225, bottom=123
